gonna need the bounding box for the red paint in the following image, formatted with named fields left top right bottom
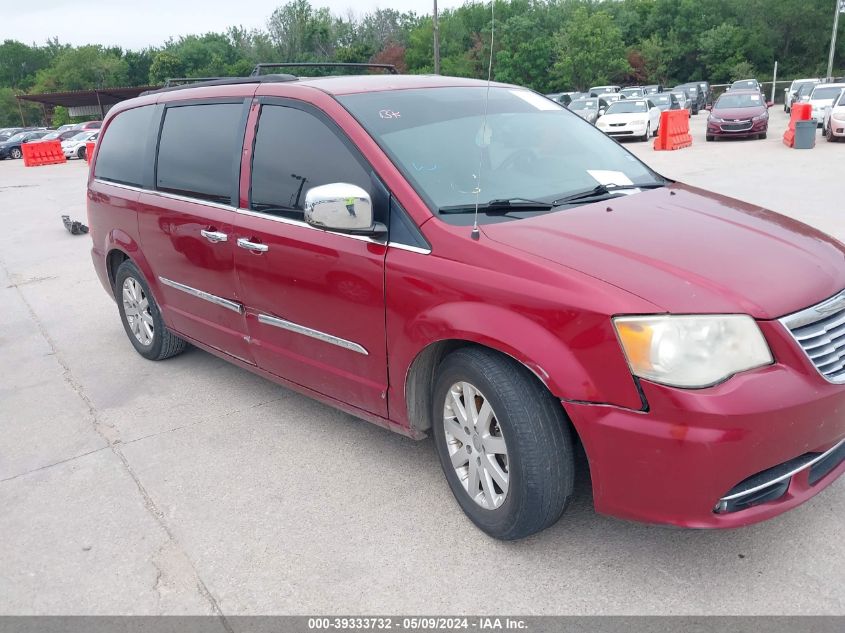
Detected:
left=88, top=75, right=845, bottom=528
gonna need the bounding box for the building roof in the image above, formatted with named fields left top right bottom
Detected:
left=16, top=86, right=161, bottom=109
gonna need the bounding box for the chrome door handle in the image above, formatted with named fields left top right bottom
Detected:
left=237, top=237, right=269, bottom=253
left=200, top=229, right=228, bottom=243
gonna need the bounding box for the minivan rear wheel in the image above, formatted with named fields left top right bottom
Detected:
left=115, top=260, right=187, bottom=361
left=432, top=347, right=574, bottom=540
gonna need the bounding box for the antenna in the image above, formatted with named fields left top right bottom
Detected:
left=471, top=0, right=495, bottom=241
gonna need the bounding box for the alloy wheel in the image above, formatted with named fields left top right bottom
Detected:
left=122, top=277, right=154, bottom=346
left=10, top=148, right=21, bottom=159
left=443, top=381, right=509, bottom=510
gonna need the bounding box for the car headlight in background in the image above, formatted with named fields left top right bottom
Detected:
left=613, top=315, right=773, bottom=388
left=752, top=112, right=768, bottom=121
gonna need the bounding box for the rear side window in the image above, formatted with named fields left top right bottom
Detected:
left=156, top=103, right=244, bottom=204
left=250, top=105, right=370, bottom=220
left=94, top=105, right=155, bottom=187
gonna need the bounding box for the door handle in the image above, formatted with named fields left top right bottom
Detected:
left=237, top=237, right=269, bottom=253
left=200, top=229, right=228, bottom=243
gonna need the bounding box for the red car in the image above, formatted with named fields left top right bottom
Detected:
left=706, top=89, right=770, bottom=141
left=87, top=73, right=845, bottom=539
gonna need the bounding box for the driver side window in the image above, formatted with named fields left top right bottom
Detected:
left=250, top=105, right=372, bottom=221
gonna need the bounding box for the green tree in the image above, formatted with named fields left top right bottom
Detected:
left=552, top=8, right=630, bottom=90
left=32, top=46, right=128, bottom=92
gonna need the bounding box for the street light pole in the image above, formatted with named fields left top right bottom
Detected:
left=827, top=0, right=843, bottom=80
left=433, top=0, right=441, bottom=75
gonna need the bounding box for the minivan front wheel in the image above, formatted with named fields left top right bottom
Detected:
left=115, top=260, right=187, bottom=361
left=432, top=347, right=574, bottom=540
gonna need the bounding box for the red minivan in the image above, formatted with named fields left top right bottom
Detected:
left=87, top=72, right=845, bottom=539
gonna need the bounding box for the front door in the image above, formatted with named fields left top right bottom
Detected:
left=233, top=101, right=389, bottom=416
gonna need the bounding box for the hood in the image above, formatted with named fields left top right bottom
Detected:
left=481, top=184, right=845, bottom=319
left=598, top=112, right=648, bottom=124
left=711, top=106, right=766, bottom=120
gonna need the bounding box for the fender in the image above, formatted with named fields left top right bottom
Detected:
left=390, top=300, right=645, bottom=432
left=103, top=229, right=164, bottom=307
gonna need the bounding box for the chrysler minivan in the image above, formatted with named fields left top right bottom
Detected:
left=87, top=72, right=845, bottom=540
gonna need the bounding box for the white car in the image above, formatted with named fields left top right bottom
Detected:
left=807, top=83, right=845, bottom=126
left=596, top=98, right=661, bottom=141
left=784, top=78, right=819, bottom=112
left=822, top=88, right=845, bottom=142
left=61, top=131, right=98, bottom=159
left=598, top=92, right=622, bottom=103
left=619, top=87, right=645, bottom=100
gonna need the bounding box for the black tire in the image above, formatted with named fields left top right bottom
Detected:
left=758, top=132, right=767, bottom=140
left=432, top=347, right=575, bottom=540
left=826, top=125, right=836, bottom=142
left=10, top=147, right=22, bottom=159
left=706, top=135, right=714, bottom=142
left=114, top=260, right=187, bottom=361
left=77, top=147, right=86, bottom=160
left=641, top=123, right=650, bottom=142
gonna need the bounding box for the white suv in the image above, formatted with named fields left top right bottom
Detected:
left=807, top=83, right=845, bottom=126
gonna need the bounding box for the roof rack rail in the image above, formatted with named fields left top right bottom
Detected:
left=163, top=77, right=228, bottom=87
left=141, top=74, right=298, bottom=96
left=250, top=62, right=399, bottom=76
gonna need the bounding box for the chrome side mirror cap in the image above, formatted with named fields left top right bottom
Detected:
left=304, top=183, right=386, bottom=235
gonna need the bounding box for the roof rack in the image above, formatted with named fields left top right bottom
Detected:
left=250, top=62, right=399, bottom=76
left=141, top=74, right=298, bottom=96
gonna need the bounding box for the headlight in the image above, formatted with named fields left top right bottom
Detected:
left=633, top=120, right=647, bottom=126
left=709, top=116, right=723, bottom=123
left=752, top=112, right=768, bottom=121
left=833, top=112, right=845, bottom=122
left=613, top=315, right=772, bottom=388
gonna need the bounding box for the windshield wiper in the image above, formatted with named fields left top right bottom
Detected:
left=552, top=182, right=665, bottom=205
left=439, top=197, right=555, bottom=215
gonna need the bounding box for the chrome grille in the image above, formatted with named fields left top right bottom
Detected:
left=781, top=289, right=845, bottom=383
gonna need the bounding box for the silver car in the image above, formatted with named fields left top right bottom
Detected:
left=784, top=78, right=819, bottom=113
left=808, top=83, right=845, bottom=126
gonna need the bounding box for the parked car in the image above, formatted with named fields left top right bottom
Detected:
left=794, top=81, right=819, bottom=105
left=34, top=129, right=86, bottom=143
left=72, top=120, right=102, bottom=131
left=706, top=89, right=769, bottom=141
left=61, top=130, right=99, bottom=159
left=807, top=83, right=845, bottom=126
left=88, top=73, right=845, bottom=540
left=784, top=78, right=820, bottom=112
left=672, top=85, right=700, bottom=114
left=568, top=97, right=610, bottom=124
left=677, top=83, right=705, bottom=112
left=569, top=91, right=597, bottom=101
left=589, top=84, right=620, bottom=94
left=55, top=123, right=79, bottom=133
left=0, top=130, right=49, bottom=159
left=669, top=89, right=693, bottom=116
left=643, top=84, right=663, bottom=95
left=729, top=79, right=762, bottom=94
left=822, top=88, right=845, bottom=142
left=546, top=91, right=577, bottom=107
left=650, top=92, right=681, bottom=112
left=697, top=81, right=712, bottom=107
left=598, top=92, right=622, bottom=103
left=619, top=87, right=645, bottom=100
left=596, top=98, right=661, bottom=141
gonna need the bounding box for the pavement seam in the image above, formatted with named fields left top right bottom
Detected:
left=1, top=260, right=234, bottom=629
left=0, top=445, right=110, bottom=484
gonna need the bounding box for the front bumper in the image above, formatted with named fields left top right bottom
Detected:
left=598, top=122, right=648, bottom=137
left=564, top=321, right=845, bottom=528
left=707, top=118, right=768, bottom=138
left=828, top=117, right=845, bottom=137
left=63, top=146, right=78, bottom=158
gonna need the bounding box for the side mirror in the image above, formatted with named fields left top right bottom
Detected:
left=766, top=101, right=774, bottom=108
left=304, top=183, right=385, bottom=235
left=705, top=104, right=712, bottom=111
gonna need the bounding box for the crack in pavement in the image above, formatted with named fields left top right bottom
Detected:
left=1, top=259, right=234, bottom=629
left=0, top=445, right=110, bottom=484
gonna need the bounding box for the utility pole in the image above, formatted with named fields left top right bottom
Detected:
left=828, top=0, right=844, bottom=80
left=771, top=60, right=778, bottom=103
left=433, top=0, right=441, bottom=75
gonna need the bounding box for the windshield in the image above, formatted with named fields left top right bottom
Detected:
left=715, top=93, right=764, bottom=109
left=68, top=132, right=90, bottom=141
left=569, top=99, right=595, bottom=110
left=811, top=87, right=844, bottom=100
left=6, top=133, right=27, bottom=142
left=731, top=80, right=758, bottom=90
left=41, top=132, right=60, bottom=140
left=339, top=87, right=659, bottom=224
left=619, top=89, right=642, bottom=98
left=671, top=92, right=686, bottom=100
left=606, top=100, right=648, bottom=114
